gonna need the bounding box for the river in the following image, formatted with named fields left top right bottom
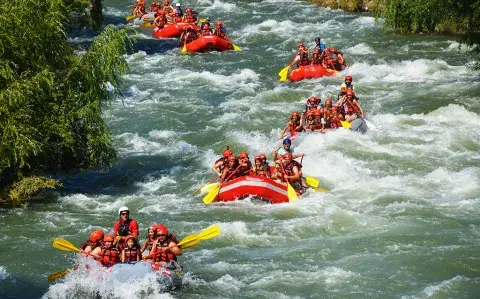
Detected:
left=1, top=0, right=479, bottom=298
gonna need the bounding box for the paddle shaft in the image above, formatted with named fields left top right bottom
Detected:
left=192, top=176, right=220, bottom=194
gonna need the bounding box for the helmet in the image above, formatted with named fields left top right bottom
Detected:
left=185, top=7, right=192, bottom=13
left=283, top=152, right=293, bottom=160
left=125, top=236, right=136, bottom=245
left=118, top=206, right=129, bottom=215
left=298, top=43, right=305, bottom=48
left=176, top=3, right=181, bottom=6
left=163, top=0, right=169, bottom=3
left=346, top=89, right=354, bottom=96
left=308, top=96, right=319, bottom=103
left=239, top=152, right=249, bottom=159
left=332, top=48, right=337, bottom=52
left=89, top=230, right=104, bottom=242
left=223, top=148, right=232, bottom=157
left=315, top=37, right=320, bottom=42
left=325, top=98, right=333, bottom=105
left=259, top=153, right=267, bottom=160
left=291, top=111, right=300, bottom=117
left=228, top=155, right=237, bottom=161
left=283, top=138, right=291, bottom=145
left=314, top=110, right=322, bottom=116
left=345, top=75, right=352, bottom=82
left=203, top=23, right=210, bottom=29
left=104, top=234, right=114, bottom=242
left=254, top=155, right=262, bottom=162
left=216, top=21, right=223, bottom=27
left=156, top=224, right=168, bottom=236
left=313, top=48, right=320, bottom=53
left=157, top=9, right=164, bottom=15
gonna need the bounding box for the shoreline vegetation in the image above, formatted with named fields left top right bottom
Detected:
left=0, top=0, right=134, bottom=204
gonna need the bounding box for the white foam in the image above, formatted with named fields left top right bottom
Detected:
left=0, top=266, right=9, bottom=280
left=135, top=176, right=177, bottom=192
left=116, top=132, right=197, bottom=156
left=198, top=0, right=237, bottom=12
left=344, top=43, right=376, bottom=55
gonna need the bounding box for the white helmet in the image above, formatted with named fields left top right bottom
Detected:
left=118, top=206, right=129, bottom=215
left=176, top=3, right=181, bottom=6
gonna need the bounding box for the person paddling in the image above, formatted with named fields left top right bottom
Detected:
left=212, top=147, right=233, bottom=177
left=80, top=229, right=104, bottom=254
left=147, top=225, right=182, bottom=266
left=273, top=138, right=304, bottom=161
left=91, top=234, right=120, bottom=267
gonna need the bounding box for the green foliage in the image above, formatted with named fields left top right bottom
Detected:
left=0, top=0, right=135, bottom=202
left=5, top=177, right=61, bottom=204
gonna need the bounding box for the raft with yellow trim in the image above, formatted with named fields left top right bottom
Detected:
left=152, top=23, right=198, bottom=39
left=211, top=175, right=302, bottom=204
left=289, top=65, right=337, bottom=82
left=185, top=35, right=234, bottom=53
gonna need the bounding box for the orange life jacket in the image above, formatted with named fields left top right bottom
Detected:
left=123, top=246, right=140, bottom=262
left=153, top=237, right=177, bottom=262
left=343, top=99, right=360, bottom=115
left=182, top=15, right=197, bottom=23
left=289, top=118, right=302, bottom=133
left=155, top=16, right=166, bottom=27
left=253, top=164, right=270, bottom=177
left=100, top=247, right=119, bottom=267
left=173, top=15, right=182, bottom=23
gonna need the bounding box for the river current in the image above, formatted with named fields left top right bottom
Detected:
left=1, top=0, right=480, bottom=298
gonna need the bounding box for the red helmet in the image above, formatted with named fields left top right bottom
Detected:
left=313, top=48, right=320, bottom=53
left=163, top=0, right=170, bottom=4
left=332, top=48, right=337, bottom=52
left=239, top=152, right=249, bottom=159
left=346, top=89, right=354, bottom=96
left=228, top=155, right=237, bottom=161
left=89, top=230, right=104, bottom=242
left=345, top=75, right=352, bottom=82
left=104, top=234, right=114, bottom=242
left=325, top=98, right=333, bottom=105
left=156, top=224, right=168, bottom=236
left=283, top=153, right=293, bottom=160
left=313, top=110, right=322, bottom=116
left=223, top=148, right=233, bottom=157
left=308, top=96, right=319, bottom=103
left=185, top=7, right=192, bottom=13
left=254, top=155, right=261, bottom=162
left=291, top=111, right=300, bottom=117
left=259, top=153, right=267, bottom=160
left=298, top=43, right=305, bottom=48
left=216, top=21, right=223, bottom=27
left=157, top=9, right=165, bottom=15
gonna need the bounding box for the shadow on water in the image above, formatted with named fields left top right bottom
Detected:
left=0, top=276, right=46, bottom=299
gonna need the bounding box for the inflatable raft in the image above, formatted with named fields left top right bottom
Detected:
left=211, top=175, right=296, bottom=204
left=185, top=35, right=233, bottom=53
left=107, top=261, right=182, bottom=289
left=153, top=23, right=198, bottom=38
left=289, top=65, right=337, bottom=82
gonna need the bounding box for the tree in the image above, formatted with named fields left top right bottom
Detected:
left=0, top=0, right=134, bottom=203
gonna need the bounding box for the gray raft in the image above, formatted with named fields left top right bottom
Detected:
left=108, top=261, right=183, bottom=289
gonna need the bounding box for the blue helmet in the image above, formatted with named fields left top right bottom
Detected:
left=283, top=138, right=291, bottom=145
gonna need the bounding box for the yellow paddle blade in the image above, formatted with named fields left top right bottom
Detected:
left=232, top=43, right=241, bottom=51
left=340, top=121, right=351, bottom=129
left=48, top=269, right=72, bottom=282
left=278, top=65, right=290, bottom=82
left=139, top=23, right=153, bottom=29
left=177, top=234, right=200, bottom=249
left=287, top=183, right=299, bottom=203
left=143, top=17, right=154, bottom=22
left=203, top=185, right=220, bottom=204
left=53, top=238, right=80, bottom=252
left=305, top=177, right=319, bottom=188
left=198, top=18, right=206, bottom=23
left=198, top=225, right=221, bottom=240
left=313, top=187, right=329, bottom=192
left=126, top=15, right=135, bottom=22
left=200, top=182, right=219, bottom=194
left=181, top=43, right=187, bottom=55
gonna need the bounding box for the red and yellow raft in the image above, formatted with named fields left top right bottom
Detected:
left=153, top=23, right=198, bottom=38
left=289, top=65, right=337, bottom=82
left=211, top=175, right=294, bottom=204
left=185, top=35, right=234, bottom=53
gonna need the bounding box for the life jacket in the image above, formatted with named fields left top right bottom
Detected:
left=223, top=163, right=239, bottom=182
left=80, top=240, right=103, bottom=251
left=173, top=15, right=182, bottom=23
left=237, top=161, right=252, bottom=177
left=297, top=52, right=310, bottom=67
left=144, top=236, right=155, bottom=251
left=100, top=246, right=119, bottom=267
left=153, top=237, right=177, bottom=262
left=289, top=118, right=302, bottom=133
left=123, top=246, right=140, bottom=262
left=253, top=164, right=270, bottom=177
left=185, top=30, right=198, bottom=43
left=182, top=14, right=196, bottom=23
left=214, top=29, right=227, bottom=40
left=202, top=29, right=212, bottom=36
left=343, top=99, right=360, bottom=115
left=118, top=219, right=132, bottom=236
left=311, top=54, right=321, bottom=65
left=155, top=16, right=166, bottom=27
left=324, top=107, right=342, bottom=128
left=282, top=161, right=301, bottom=183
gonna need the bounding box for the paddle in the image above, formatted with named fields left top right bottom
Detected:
left=48, top=269, right=72, bottom=282
left=126, top=15, right=136, bottom=22
left=139, top=23, right=153, bottom=29
left=278, top=65, right=290, bottom=82
left=192, top=176, right=220, bottom=194
left=143, top=17, right=154, bottom=22
left=200, top=182, right=220, bottom=194
left=364, top=119, right=376, bottom=130
left=53, top=238, right=81, bottom=252
left=304, top=176, right=319, bottom=188
left=181, top=43, right=188, bottom=54
left=198, top=18, right=207, bottom=23
left=232, top=43, right=241, bottom=51
left=203, top=164, right=241, bottom=204
left=340, top=120, right=351, bottom=129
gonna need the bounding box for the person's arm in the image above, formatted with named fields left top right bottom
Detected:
left=272, top=149, right=279, bottom=162
left=354, top=99, right=365, bottom=117
left=212, top=160, right=223, bottom=176
left=145, top=239, right=157, bottom=259
left=140, top=238, right=148, bottom=253
left=285, top=166, right=300, bottom=182
left=220, top=167, right=229, bottom=183
left=167, top=241, right=182, bottom=256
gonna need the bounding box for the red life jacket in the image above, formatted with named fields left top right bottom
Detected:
left=344, top=100, right=360, bottom=115
left=237, top=161, right=252, bottom=177
left=253, top=164, right=270, bottom=177
left=202, top=29, right=212, bottom=36
left=185, top=30, right=198, bottom=43
left=155, top=16, right=166, bottom=27
left=80, top=240, right=103, bottom=251
left=123, top=246, right=140, bottom=262
left=118, top=219, right=132, bottom=237
left=324, top=107, right=342, bottom=128
left=173, top=16, right=182, bottom=23
left=223, top=164, right=238, bottom=182
left=214, top=30, right=226, bottom=40
left=283, top=161, right=302, bottom=183
left=289, top=118, right=302, bottom=133
left=100, top=247, right=119, bottom=267
left=182, top=15, right=196, bottom=23
left=153, top=237, right=177, bottom=262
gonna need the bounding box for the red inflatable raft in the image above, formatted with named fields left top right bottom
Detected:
left=212, top=175, right=292, bottom=204
left=185, top=35, right=233, bottom=53
left=289, top=65, right=337, bottom=82
left=152, top=23, right=197, bottom=38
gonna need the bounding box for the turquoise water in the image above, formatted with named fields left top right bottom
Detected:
left=1, top=0, right=480, bottom=298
